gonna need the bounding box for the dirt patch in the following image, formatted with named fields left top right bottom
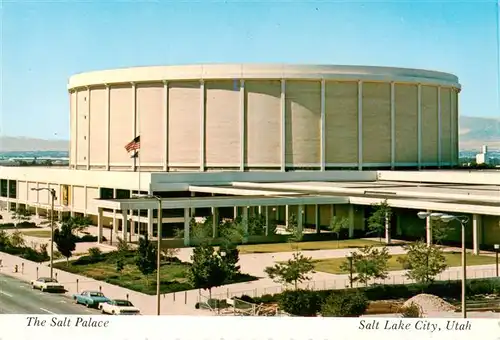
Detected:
left=403, top=294, right=456, bottom=314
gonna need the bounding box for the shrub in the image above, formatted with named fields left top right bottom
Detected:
left=399, top=302, right=422, bottom=318
left=278, top=289, right=321, bottom=316
left=88, top=247, right=103, bottom=261
left=20, top=247, right=50, bottom=262
left=320, top=291, right=368, bottom=317
left=16, top=222, right=37, bottom=229
left=237, top=295, right=255, bottom=303
left=74, top=234, right=107, bottom=243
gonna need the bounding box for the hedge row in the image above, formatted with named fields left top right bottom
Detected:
left=0, top=222, right=38, bottom=229
left=235, top=277, right=500, bottom=315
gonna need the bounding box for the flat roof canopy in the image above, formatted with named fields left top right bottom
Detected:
left=96, top=194, right=350, bottom=210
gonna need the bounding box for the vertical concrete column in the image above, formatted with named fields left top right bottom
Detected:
left=58, top=210, right=62, bottom=220
left=315, top=204, right=320, bottom=234
left=320, top=79, right=326, bottom=171
left=239, top=80, right=245, bottom=172
left=258, top=206, right=262, bottom=215
left=280, top=79, right=286, bottom=172
left=390, top=82, right=396, bottom=169
left=473, top=214, right=482, bottom=255
left=417, top=84, right=422, bottom=169
left=190, top=192, right=196, bottom=217
left=97, top=208, right=103, bottom=243
left=265, top=206, right=269, bottom=236
left=242, top=206, right=249, bottom=243
left=199, top=80, right=206, bottom=172
left=105, top=85, right=111, bottom=171
left=348, top=205, right=355, bottom=238
left=233, top=206, right=238, bottom=219
left=437, top=86, right=442, bottom=168
left=147, top=209, right=153, bottom=237
left=121, top=210, right=128, bottom=241
left=112, top=211, right=117, bottom=233
left=184, top=207, right=190, bottom=246
left=163, top=81, right=169, bottom=171
left=357, top=80, right=363, bottom=170
left=385, top=212, right=391, bottom=244
left=86, top=87, right=91, bottom=170
left=212, top=207, right=218, bottom=238
left=426, top=211, right=432, bottom=247
left=297, top=204, right=304, bottom=233
left=6, top=180, right=10, bottom=212
left=285, top=205, right=289, bottom=227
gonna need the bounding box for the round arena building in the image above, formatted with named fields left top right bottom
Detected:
left=68, top=64, right=461, bottom=172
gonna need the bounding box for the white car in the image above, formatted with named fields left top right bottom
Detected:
left=99, top=299, right=141, bottom=315
left=30, top=277, right=65, bottom=292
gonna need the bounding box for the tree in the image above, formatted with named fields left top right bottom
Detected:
left=53, top=223, right=76, bottom=265
left=431, top=219, right=455, bottom=245
left=328, top=216, right=350, bottom=247
left=134, top=235, right=157, bottom=285
left=399, top=240, right=447, bottom=284
left=367, top=200, right=392, bottom=243
left=285, top=213, right=303, bottom=250
left=9, top=230, right=25, bottom=248
left=188, top=244, right=234, bottom=299
left=65, top=216, right=92, bottom=236
left=264, top=252, right=315, bottom=290
left=341, top=245, right=390, bottom=286
left=12, top=207, right=32, bottom=227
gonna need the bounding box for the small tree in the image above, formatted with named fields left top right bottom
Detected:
left=367, top=200, right=392, bottom=243
left=67, top=216, right=92, bottom=236
left=188, top=244, right=232, bottom=299
left=399, top=240, right=447, bottom=284
left=12, top=207, right=32, bottom=227
left=286, top=214, right=303, bottom=250
left=134, top=235, right=157, bottom=285
left=9, top=230, right=25, bottom=248
left=264, top=252, right=315, bottom=290
left=341, top=245, right=390, bottom=286
left=328, top=216, right=350, bottom=247
left=53, top=223, right=76, bottom=265
left=431, top=219, right=455, bottom=246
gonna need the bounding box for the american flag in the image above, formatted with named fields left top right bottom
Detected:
left=125, top=136, right=140, bottom=154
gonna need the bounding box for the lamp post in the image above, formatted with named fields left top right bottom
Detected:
left=346, top=251, right=354, bottom=288
left=494, top=244, right=499, bottom=277
left=31, top=188, right=56, bottom=280
left=133, top=194, right=162, bottom=315
left=417, top=211, right=469, bottom=318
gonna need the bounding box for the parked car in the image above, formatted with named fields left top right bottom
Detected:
left=73, top=291, right=110, bottom=308
left=30, top=277, right=65, bottom=292
left=99, top=299, right=141, bottom=315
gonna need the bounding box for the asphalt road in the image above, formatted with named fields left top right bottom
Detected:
left=0, top=273, right=101, bottom=315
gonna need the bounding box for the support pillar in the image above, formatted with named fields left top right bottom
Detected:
left=233, top=206, right=238, bottom=219
left=147, top=209, right=153, bottom=237
left=242, top=206, right=248, bottom=243
left=473, top=214, right=482, bottom=255
left=297, top=204, right=304, bottom=233
left=190, top=192, right=195, bottom=217
left=426, top=211, right=432, bottom=247
left=97, top=208, right=103, bottom=243
left=184, top=207, right=190, bottom=246
left=112, top=211, right=118, bottom=233
left=385, top=212, right=391, bottom=244
left=121, top=210, right=128, bottom=241
left=258, top=206, right=262, bottom=215
left=285, top=205, right=289, bottom=227
left=265, top=206, right=269, bottom=236
left=348, top=205, right=355, bottom=238
left=212, top=207, right=218, bottom=238
left=58, top=210, right=62, bottom=220
left=315, top=205, right=320, bottom=234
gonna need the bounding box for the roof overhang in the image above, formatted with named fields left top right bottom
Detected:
left=96, top=194, right=349, bottom=210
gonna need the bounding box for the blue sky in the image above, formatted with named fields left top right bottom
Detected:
left=1, top=0, right=499, bottom=140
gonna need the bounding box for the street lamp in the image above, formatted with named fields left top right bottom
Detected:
left=417, top=211, right=469, bottom=318
left=346, top=251, right=354, bottom=288
left=31, top=188, right=57, bottom=280
left=494, top=244, right=499, bottom=277
left=133, top=194, right=162, bottom=315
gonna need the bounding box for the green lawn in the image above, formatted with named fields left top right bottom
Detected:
left=314, top=252, right=497, bottom=274
left=237, top=239, right=384, bottom=254
left=21, top=230, right=52, bottom=238
left=53, top=251, right=256, bottom=295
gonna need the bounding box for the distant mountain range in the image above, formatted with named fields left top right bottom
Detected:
left=1, top=116, right=498, bottom=152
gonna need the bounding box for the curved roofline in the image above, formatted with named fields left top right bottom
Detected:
left=68, top=63, right=461, bottom=90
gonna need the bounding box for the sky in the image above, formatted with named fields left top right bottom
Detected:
left=1, top=0, right=499, bottom=140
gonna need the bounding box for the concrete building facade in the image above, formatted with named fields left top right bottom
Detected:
left=68, top=64, right=461, bottom=171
